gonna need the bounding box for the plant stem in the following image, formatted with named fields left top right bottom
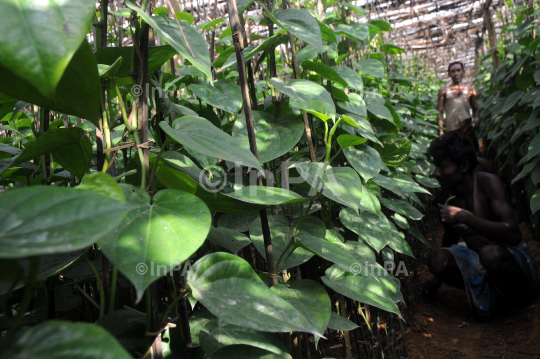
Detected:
left=108, top=267, right=118, bottom=314
left=0, top=256, right=40, bottom=356
left=159, top=289, right=189, bottom=328
left=228, top=0, right=278, bottom=286
left=85, top=254, right=105, bottom=319
left=147, top=138, right=169, bottom=191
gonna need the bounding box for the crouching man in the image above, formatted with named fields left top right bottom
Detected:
left=423, top=132, right=537, bottom=318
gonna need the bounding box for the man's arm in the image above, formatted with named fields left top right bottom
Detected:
left=439, top=175, right=521, bottom=246
left=438, top=87, right=446, bottom=136
left=470, top=87, right=480, bottom=127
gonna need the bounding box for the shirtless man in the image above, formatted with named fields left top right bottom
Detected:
left=438, top=61, right=480, bottom=151
left=423, top=132, right=537, bottom=318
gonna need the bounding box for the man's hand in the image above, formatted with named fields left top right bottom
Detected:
left=472, top=116, right=480, bottom=128
left=438, top=204, right=471, bottom=224
left=439, top=128, right=444, bottom=136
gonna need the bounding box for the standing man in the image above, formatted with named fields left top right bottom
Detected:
left=438, top=61, right=480, bottom=151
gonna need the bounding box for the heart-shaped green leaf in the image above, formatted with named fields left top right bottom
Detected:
left=186, top=252, right=322, bottom=335
left=206, top=227, right=252, bottom=254
left=190, top=79, right=243, bottom=114
left=0, top=0, right=95, bottom=100
left=3, top=320, right=132, bottom=359
left=353, top=59, right=385, bottom=78
left=233, top=111, right=304, bottom=164
left=327, top=311, right=359, bottom=331
left=337, top=134, right=367, bottom=148
left=321, top=265, right=402, bottom=318
left=250, top=215, right=325, bottom=270
left=127, top=3, right=211, bottom=79
left=271, top=280, right=331, bottom=335
left=99, top=187, right=211, bottom=301
left=343, top=145, right=384, bottom=182
left=12, top=128, right=91, bottom=179
left=0, top=186, right=132, bottom=259
left=273, top=9, right=323, bottom=53
left=160, top=117, right=262, bottom=171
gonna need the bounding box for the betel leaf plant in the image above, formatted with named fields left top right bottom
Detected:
left=0, top=0, right=441, bottom=357
left=475, top=0, right=540, bottom=227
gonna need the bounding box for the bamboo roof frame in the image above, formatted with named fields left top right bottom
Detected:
left=104, top=0, right=508, bottom=84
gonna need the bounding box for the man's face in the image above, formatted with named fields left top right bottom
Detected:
left=448, top=64, right=464, bottom=84
left=433, top=158, right=466, bottom=190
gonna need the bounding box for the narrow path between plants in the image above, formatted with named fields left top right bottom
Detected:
left=406, top=221, right=540, bottom=359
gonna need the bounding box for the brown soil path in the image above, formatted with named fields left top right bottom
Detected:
left=406, top=222, right=540, bottom=359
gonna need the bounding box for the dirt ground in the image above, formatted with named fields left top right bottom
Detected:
left=405, top=222, right=540, bottom=359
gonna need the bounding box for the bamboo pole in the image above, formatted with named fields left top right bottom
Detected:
left=227, top=0, right=278, bottom=286
left=483, top=0, right=499, bottom=72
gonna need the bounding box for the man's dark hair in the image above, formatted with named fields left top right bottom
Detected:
left=428, top=132, right=477, bottom=174
left=448, top=61, right=465, bottom=72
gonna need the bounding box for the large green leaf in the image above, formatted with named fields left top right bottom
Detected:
left=78, top=172, right=126, bottom=202
left=271, top=280, right=331, bottom=335
left=321, top=265, right=402, bottom=317
left=233, top=112, right=304, bottom=163
left=250, top=215, right=325, bottom=270
left=200, top=322, right=289, bottom=358
left=95, top=46, right=178, bottom=78
left=190, top=79, right=243, bottom=114
left=0, top=186, right=131, bottom=259
left=186, top=252, right=322, bottom=335
left=353, top=59, right=385, bottom=78
left=298, top=163, right=368, bottom=213
left=334, top=24, right=369, bottom=41
left=301, top=61, right=347, bottom=87
left=161, top=150, right=202, bottom=180
left=226, top=187, right=309, bottom=205
left=331, top=66, right=363, bottom=92
left=0, top=249, right=86, bottom=295
left=273, top=9, right=323, bottom=53
left=206, top=227, right=252, bottom=254
left=366, top=99, right=393, bottom=122
left=295, top=234, right=365, bottom=272
left=343, top=145, right=383, bottom=182
left=270, top=78, right=335, bottom=119
left=338, top=93, right=367, bottom=117
left=160, top=117, right=262, bottom=171
left=501, top=91, right=523, bottom=113
left=339, top=208, right=412, bottom=256
left=0, top=41, right=100, bottom=125
left=2, top=320, right=132, bottom=359
left=12, top=128, right=91, bottom=179
left=374, top=135, right=411, bottom=166
left=237, top=0, right=256, bottom=14
left=380, top=44, right=405, bottom=54
left=318, top=20, right=337, bottom=43
left=156, top=166, right=265, bottom=213
left=100, top=187, right=211, bottom=301
left=379, top=198, right=423, bottom=220
left=327, top=311, right=359, bottom=331
left=370, top=19, right=392, bottom=31
left=0, top=0, right=95, bottom=100
left=337, top=134, right=367, bottom=148
left=127, top=3, right=211, bottom=79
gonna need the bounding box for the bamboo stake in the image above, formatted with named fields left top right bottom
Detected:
left=227, top=0, right=278, bottom=286
left=283, top=0, right=316, bottom=163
